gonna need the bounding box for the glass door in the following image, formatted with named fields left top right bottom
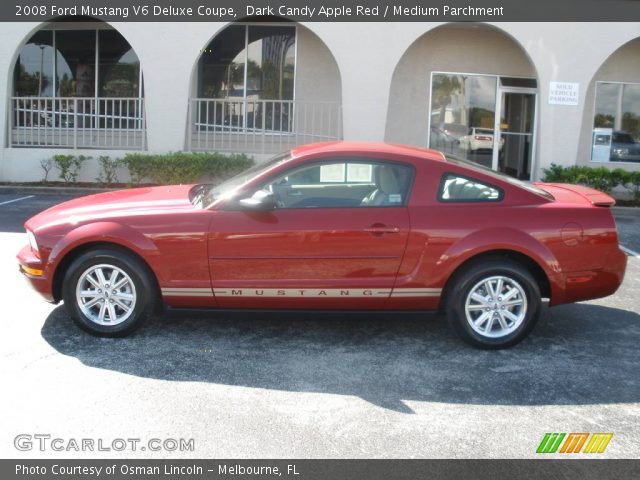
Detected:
left=493, top=89, right=537, bottom=180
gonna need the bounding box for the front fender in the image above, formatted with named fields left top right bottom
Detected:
left=48, top=221, right=164, bottom=284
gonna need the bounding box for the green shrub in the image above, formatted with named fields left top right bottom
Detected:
left=123, top=152, right=254, bottom=185
left=39, top=158, right=53, bottom=183
left=611, top=168, right=632, bottom=188
left=53, top=154, right=90, bottom=183
left=581, top=167, right=616, bottom=193
left=630, top=171, right=640, bottom=202
left=122, top=153, right=156, bottom=184
left=96, top=156, right=123, bottom=186
left=542, top=163, right=640, bottom=200
left=540, top=163, right=569, bottom=183
left=52, top=155, right=74, bottom=183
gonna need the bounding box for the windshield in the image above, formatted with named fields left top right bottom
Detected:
left=443, top=153, right=554, bottom=200
left=200, top=151, right=291, bottom=207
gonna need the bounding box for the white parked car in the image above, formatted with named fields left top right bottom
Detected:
left=459, top=127, right=504, bottom=153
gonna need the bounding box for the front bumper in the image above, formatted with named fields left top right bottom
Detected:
left=17, top=244, right=55, bottom=302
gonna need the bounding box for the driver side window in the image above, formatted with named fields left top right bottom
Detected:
left=264, top=159, right=413, bottom=209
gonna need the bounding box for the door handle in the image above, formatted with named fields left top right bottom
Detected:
left=364, top=225, right=400, bottom=235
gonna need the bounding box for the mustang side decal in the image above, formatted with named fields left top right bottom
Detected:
left=161, top=288, right=442, bottom=298
left=160, top=287, right=214, bottom=297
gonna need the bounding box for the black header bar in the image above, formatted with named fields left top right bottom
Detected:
left=3, top=459, right=640, bottom=480
left=4, top=0, right=640, bottom=22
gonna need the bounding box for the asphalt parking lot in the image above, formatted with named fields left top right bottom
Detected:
left=0, top=192, right=639, bottom=459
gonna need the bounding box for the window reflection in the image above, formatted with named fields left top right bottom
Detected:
left=247, top=26, right=295, bottom=101
left=199, top=25, right=295, bottom=101
left=594, top=83, right=619, bottom=129
left=55, top=30, right=96, bottom=97
left=99, top=30, right=141, bottom=97
left=197, top=24, right=296, bottom=133
left=439, top=174, right=502, bottom=202
left=429, top=73, right=496, bottom=168
left=592, top=82, right=640, bottom=163
left=14, top=28, right=141, bottom=99
left=14, top=30, right=54, bottom=97
left=198, top=25, right=246, bottom=98
left=622, top=83, right=640, bottom=137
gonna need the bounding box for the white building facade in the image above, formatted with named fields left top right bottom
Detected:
left=2, top=19, right=640, bottom=182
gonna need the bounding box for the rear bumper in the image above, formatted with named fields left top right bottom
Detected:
left=17, top=244, right=55, bottom=302
left=554, top=246, right=627, bottom=305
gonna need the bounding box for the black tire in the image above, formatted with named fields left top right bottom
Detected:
left=62, top=248, right=158, bottom=337
left=445, top=259, right=541, bottom=349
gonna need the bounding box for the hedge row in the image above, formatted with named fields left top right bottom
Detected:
left=542, top=163, right=640, bottom=201
left=49, top=152, right=254, bottom=186
left=123, top=152, right=254, bottom=185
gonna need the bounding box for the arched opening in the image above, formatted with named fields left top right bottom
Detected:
left=187, top=18, right=342, bottom=154
left=11, top=17, right=145, bottom=149
left=578, top=38, right=640, bottom=169
left=386, top=23, right=538, bottom=180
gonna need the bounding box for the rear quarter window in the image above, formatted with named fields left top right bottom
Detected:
left=439, top=173, right=504, bottom=202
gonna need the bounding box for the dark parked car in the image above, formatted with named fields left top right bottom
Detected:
left=611, top=131, right=640, bottom=162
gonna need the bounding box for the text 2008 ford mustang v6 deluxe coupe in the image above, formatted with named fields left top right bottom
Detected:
left=18, top=142, right=627, bottom=348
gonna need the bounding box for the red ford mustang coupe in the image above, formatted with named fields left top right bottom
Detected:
left=18, top=142, right=627, bottom=348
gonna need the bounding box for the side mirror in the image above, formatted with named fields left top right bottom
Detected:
left=238, top=189, right=276, bottom=211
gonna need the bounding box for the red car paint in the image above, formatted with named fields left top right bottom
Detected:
left=17, top=142, right=627, bottom=311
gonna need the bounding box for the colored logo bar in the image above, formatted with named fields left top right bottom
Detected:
left=537, top=433, right=613, bottom=454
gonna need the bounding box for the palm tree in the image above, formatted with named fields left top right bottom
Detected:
left=432, top=75, right=462, bottom=126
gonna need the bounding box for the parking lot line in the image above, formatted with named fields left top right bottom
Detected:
left=620, top=245, right=640, bottom=258
left=0, top=195, right=34, bottom=206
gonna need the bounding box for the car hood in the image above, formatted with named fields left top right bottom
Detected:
left=613, top=142, right=640, bottom=152
left=26, top=184, right=196, bottom=232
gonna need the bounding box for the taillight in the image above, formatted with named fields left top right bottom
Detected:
left=475, top=135, right=492, bottom=141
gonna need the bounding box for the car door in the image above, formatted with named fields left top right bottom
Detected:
left=208, top=158, right=414, bottom=309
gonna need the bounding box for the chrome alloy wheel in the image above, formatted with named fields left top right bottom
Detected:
left=75, top=264, right=137, bottom=326
left=464, top=275, right=527, bottom=338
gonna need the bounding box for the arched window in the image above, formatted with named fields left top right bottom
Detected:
left=386, top=24, right=538, bottom=180
left=11, top=19, right=145, bottom=149
left=194, top=23, right=296, bottom=137
left=189, top=21, right=343, bottom=154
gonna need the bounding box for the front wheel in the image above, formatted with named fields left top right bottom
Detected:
left=445, top=259, right=541, bottom=349
left=62, top=248, right=158, bottom=336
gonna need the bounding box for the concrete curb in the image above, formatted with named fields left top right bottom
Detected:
left=621, top=245, right=640, bottom=257
left=612, top=205, right=640, bottom=211
left=0, top=185, right=119, bottom=196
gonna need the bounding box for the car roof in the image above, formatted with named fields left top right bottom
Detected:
left=290, top=141, right=447, bottom=162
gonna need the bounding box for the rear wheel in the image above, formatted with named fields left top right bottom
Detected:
left=62, top=248, right=158, bottom=336
left=445, top=259, right=541, bottom=349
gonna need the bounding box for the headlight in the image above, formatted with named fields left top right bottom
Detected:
left=26, top=229, right=39, bottom=255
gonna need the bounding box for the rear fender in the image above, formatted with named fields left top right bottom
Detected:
left=439, top=227, right=564, bottom=302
